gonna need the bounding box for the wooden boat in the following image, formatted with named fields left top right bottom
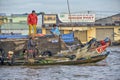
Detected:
left=0, top=33, right=110, bottom=66
left=2, top=50, right=110, bottom=66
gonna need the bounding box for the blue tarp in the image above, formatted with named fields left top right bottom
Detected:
left=0, top=32, right=75, bottom=43
left=61, top=32, right=74, bottom=43
left=0, top=34, right=28, bottom=39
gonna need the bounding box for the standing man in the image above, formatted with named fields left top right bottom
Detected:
left=27, top=10, right=38, bottom=35
left=27, top=35, right=36, bottom=58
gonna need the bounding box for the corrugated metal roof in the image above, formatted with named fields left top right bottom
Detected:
left=11, top=14, right=27, bottom=17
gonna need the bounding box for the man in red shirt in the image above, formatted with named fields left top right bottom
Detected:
left=27, top=10, right=38, bottom=35
left=96, top=39, right=111, bottom=53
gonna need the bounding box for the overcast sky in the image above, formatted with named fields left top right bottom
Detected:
left=0, top=0, right=120, bottom=15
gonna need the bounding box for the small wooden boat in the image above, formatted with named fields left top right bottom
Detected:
left=2, top=50, right=110, bottom=66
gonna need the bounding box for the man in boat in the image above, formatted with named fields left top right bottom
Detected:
left=27, top=10, right=38, bottom=35
left=7, top=51, right=15, bottom=65
left=27, top=34, right=37, bottom=58
left=96, top=37, right=111, bottom=53
left=50, top=24, right=60, bottom=36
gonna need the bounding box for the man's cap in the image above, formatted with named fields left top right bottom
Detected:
left=53, top=24, right=57, bottom=27
left=32, top=10, right=36, bottom=13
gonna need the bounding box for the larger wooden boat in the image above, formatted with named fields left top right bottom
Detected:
left=0, top=33, right=110, bottom=66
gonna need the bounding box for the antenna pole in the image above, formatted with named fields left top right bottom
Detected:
left=67, top=0, right=73, bottom=31
left=67, top=0, right=71, bottom=18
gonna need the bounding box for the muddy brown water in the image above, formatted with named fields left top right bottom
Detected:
left=0, top=46, right=120, bottom=80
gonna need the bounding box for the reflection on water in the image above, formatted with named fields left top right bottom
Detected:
left=0, top=46, right=120, bottom=80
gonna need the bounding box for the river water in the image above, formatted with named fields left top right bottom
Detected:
left=0, top=46, right=120, bottom=80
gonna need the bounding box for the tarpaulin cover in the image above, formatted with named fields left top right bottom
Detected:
left=0, top=34, right=28, bottom=39
left=61, top=32, right=74, bottom=43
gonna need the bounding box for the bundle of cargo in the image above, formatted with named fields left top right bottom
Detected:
left=0, top=33, right=80, bottom=61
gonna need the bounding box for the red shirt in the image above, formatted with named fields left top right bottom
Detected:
left=27, top=13, right=38, bottom=25
left=100, top=40, right=106, bottom=46
left=96, top=45, right=107, bottom=53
